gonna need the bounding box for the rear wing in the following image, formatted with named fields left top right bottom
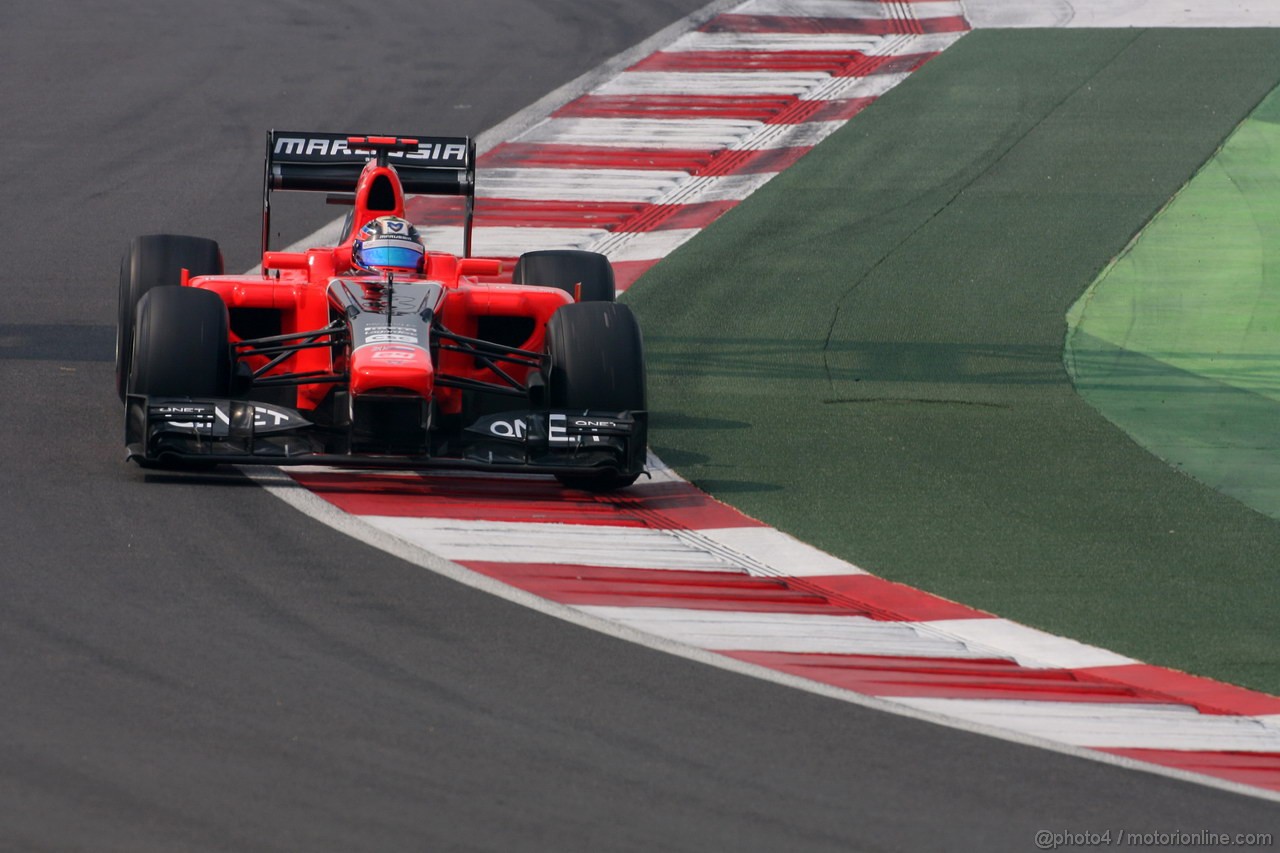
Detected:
left=261, top=130, right=477, bottom=255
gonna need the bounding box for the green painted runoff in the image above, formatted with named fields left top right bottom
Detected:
left=1068, top=86, right=1280, bottom=519
left=625, top=29, right=1280, bottom=694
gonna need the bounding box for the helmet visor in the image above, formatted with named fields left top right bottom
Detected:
left=358, top=244, right=423, bottom=270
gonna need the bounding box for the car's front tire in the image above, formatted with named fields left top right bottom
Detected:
left=127, top=286, right=231, bottom=399
left=116, top=234, right=222, bottom=401
left=544, top=301, right=646, bottom=491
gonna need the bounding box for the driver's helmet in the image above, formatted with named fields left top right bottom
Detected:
left=352, top=216, right=425, bottom=273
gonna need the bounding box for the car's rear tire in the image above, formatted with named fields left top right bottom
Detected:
left=127, top=286, right=232, bottom=399
left=117, top=234, right=223, bottom=401
left=544, top=301, right=646, bottom=491
left=512, top=249, right=615, bottom=302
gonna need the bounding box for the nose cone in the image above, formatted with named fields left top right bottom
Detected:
left=349, top=344, right=434, bottom=398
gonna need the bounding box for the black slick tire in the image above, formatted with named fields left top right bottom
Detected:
left=544, top=301, right=646, bottom=490
left=512, top=249, right=616, bottom=302
left=117, top=234, right=222, bottom=401
left=127, top=286, right=231, bottom=399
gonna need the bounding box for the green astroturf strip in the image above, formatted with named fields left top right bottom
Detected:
left=624, top=29, right=1280, bottom=694
left=1068, top=87, right=1280, bottom=519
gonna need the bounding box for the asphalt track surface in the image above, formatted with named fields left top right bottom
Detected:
left=1, top=2, right=1275, bottom=851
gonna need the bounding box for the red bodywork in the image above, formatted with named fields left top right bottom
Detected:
left=186, top=152, right=570, bottom=416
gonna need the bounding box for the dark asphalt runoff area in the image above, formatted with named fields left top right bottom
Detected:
left=0, top=3, right=1275, bottom=850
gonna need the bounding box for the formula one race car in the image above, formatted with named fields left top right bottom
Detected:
left=117, top=131, right=646, bottom=490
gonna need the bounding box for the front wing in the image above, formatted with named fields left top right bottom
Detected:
left=125, top=395, right=647, bottom=478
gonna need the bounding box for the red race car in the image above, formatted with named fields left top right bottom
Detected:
left=118, top=131, right=647, bottom=490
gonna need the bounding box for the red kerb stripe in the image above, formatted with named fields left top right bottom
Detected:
left=463, top=559, right=998, bottom=620
left=1096, top=749, right=1280, bottom=792
left=407, top=195, right=645, bottom=229
left=554, top=94, right=886, bottom=126
left=617, top=200, right=739, bottom=232
left=723, top=650, right=1213, bottom=704
left=1076, top=664, right=1280, bottom=717
left=481, top=145, right=809, bottom=183
left=286, top=472, right=764, bottom=529
left=482, top=142, right=716, bottom=173
left=792, top=574, right=992, bottom=621
left=629, top=50, right=941, bottom=77
left=614, top=259, right=661, bottom=292
left=463, top=561, right=857, bottom=613
left=557, top=94, right=794, bottom=121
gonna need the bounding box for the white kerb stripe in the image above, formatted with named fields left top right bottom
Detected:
left=599, top=71, right=832, bottom=97
left=663, top=32, right=963, bottom=57
left=577, top=606, right=989, bottom=658
left=559, top=172, right=776, bottom=215
left=669, top=32, right=886, bottom=53
left=419, top=225, right=608, bottom=256
left=574, top=606, right=1138, bottom=670
left=801, top=72, right=912, bottom=101
left=739, top=121, right=845, bottom=149
left=890, top=698, right=1280, bottom=751
left=866, top=32, right=967, bottom=57
left=737, top=0, right=966, bottom=19
left=591, top=229, right=706, bottom=263
left=521, top=118, right=764, bottom=150
left=478, top=168, right=688, bottom=203
left=689, top=526, right=868, bottom=577
left=357, top=516, right=865, bottom=577
left=659, top=171, right=781, bottom=203
left=926, top=619, right=1138, bottom=670
left=359, top=516, right=753, bottom=572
